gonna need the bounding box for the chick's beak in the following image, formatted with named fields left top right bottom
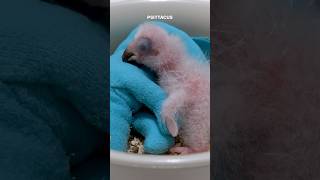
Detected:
left=122, top=48, right=137, bottom=62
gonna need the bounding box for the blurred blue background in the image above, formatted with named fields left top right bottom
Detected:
left=0, top=0, right=108, bottom=179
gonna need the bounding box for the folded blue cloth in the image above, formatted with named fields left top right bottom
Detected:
left=110, top=49, right=174, bottom=153
left=133, top=112, right=174, bottom=154
left=110, top=21, right=210, bottom=154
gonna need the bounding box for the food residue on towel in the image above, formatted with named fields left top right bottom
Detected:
left=127, top=129, right=183, bottom=155
left=128, top=136, right=144, bottom=154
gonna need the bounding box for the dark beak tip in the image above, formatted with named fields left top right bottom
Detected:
left=122, top=55, right=128, bottom=62
left=122, top=49, right=135, bottom=62
left=121, top=50, right=127, bottom=62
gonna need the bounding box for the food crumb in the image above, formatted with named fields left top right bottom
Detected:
left=127, top=129, right=183, bottom=155
left=127, top=137, right=144, bottom=154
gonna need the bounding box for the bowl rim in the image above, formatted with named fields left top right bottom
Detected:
left=111, top=0, right=210, bottom=6
left=110, top=150, right=210, bottom=169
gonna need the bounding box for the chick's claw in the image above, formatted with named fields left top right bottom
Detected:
left=161, top=107, right=179, bottom=137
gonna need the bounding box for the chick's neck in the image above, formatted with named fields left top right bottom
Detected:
left=155, top=49, right=185, bottom=74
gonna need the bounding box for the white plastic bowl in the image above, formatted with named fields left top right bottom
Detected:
left=110, top=0, right=210, bottom=180
left=110, top=150, right=210, bottom=180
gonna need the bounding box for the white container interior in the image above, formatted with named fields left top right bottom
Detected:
left=110, top=0, right=210, bottom=180
left=110, top=0, right=210, bottom=53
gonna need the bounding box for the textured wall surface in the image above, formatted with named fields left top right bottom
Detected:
left=212, top=0, right=320, bottom=179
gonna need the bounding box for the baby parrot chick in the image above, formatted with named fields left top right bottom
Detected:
left=122, top=23, right=210, bottom=154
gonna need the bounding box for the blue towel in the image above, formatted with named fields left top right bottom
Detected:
left=110, top=21, right=210, bottom=154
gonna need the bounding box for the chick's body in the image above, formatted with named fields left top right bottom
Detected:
left=159, top=58, right=210, bottom=154
left=123, top=23, right=210, bottom=154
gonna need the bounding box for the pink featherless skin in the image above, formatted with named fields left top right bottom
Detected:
left=123, top=23, right=210, bottom=154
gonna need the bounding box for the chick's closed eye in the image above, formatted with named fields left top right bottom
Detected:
left=137, top=37, right=152, bottom=53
